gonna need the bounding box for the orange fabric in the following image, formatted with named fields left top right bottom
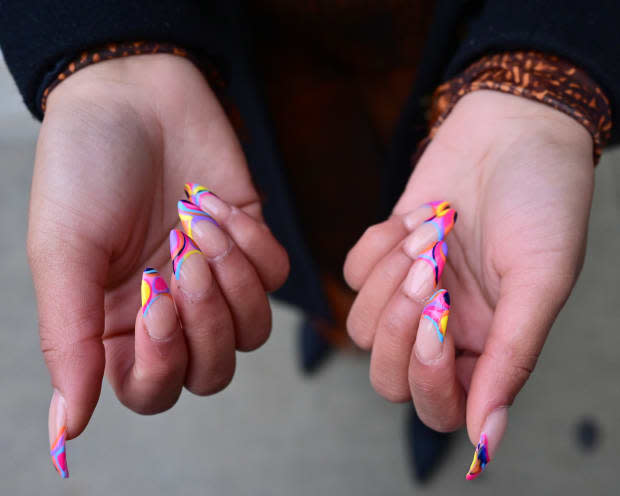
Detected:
left=427, top=51, right=613, bottom=163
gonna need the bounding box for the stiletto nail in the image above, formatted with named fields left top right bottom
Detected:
left=415, top=289, right=450, bottom=362
left=418, top=241, right=448, bottom=286
left=141, top=268, right=171, bottom=316
left=422, top=289, right=450, bottom=343
left=184, top=182, right=217, bottom=206
left=403, top=201, right=451, bottom=231
left=178, top=199, right=218, bottom=239
left=424, top=200, right=451, bottom=220
left=48, top=389, right=69, bottom=479
left=466, top=433, right=489, bottom=480
left=423, top=207, right=457, bottom=241
left=466, top=407, right=508, bottom=480
left=404, top=241, right=448, bottom=301
left=184, top=182, right=231, bottom=220
left=170, top=229, right=202, bottom=280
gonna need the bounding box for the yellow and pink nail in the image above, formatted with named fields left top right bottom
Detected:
left=184, top=183, right=217, bottom=206
left=141, top=268, right=171, bottom=315
left=421, top=289, right=450, bottom=343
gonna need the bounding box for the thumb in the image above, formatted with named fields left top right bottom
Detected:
left=464, top=269, right=572, bottom=479
left=28, top=220, right=107, bottom=478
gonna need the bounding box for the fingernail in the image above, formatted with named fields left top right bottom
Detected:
left=178, top=199, right=218, bottom=237
left=48, top=389, right=69, bottom=479
left=403, top=241, right=448, bottom=300
left=170, top=229, right=208, bottom=296
left=425, top=200, right=451, bottom=219
left=184, top=182, right=231, bottom=220
left=177, top=200, right=230, bottom=258
left=415, top=289, right=450, bottom=363
left=425, top=207, right=457, bottom=241
left=403, top=201, right=450, bottom=231
left=466, top=407, right=509, bottom=480
left=141, top=268, right=175, bottom=340
left=403, top=208, right=457, bottom=257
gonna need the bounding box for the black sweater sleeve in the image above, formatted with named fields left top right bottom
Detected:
left=0, top=0, right=230, bottom=120
left=446, top=0, right=620, bottom=143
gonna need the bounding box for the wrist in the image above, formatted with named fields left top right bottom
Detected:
left=450, top=90, right=593, bottom=162
left=45, top=54, right=201, bottom=117
left=429, top=51, right=611, bottom=163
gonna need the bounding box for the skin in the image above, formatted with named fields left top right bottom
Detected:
left=30, top=55, right=289, bottom=438
left=345, top=90, right=594, bottom=452
left=31, top=54, right=594, bottom=458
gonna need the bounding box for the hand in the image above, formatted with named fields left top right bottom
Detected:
left=344, top=90, right=593, bottom=472
left=29, top=55, right=289, bottom=465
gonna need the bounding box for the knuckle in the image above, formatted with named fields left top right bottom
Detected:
left=417, top=407, right=463, bottom=433
left=186, top=363, right=235, bottom=396
left=363, top=223, right=384, bottom=245
left=346, top=311, right=373, bottom=350
left=237, top=324, right=271, bottom=352
left=124, top=388, right=182, bottom=416
left=370, top=372, right=410, bottom=403
left=236, top=300, right=272, bottom=351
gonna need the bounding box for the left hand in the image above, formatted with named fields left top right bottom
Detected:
left=344, top=90, right=594, bottom=463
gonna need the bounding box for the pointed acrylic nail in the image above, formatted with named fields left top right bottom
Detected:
left=466, top=433, right=489, bottom=480
left=48, top=389, right=69, bottom=479
left=184, top=182, right=217, bottom=206
left=424, top=200, right=451, bottom=221
left=184, top=182, right=231, bottom=220
left=466, top=407, right=508, bottom=480
left=170, top=229, right=202, bottom=280
left=141, top=267, right=171, bottom=316
left=403, top=201, right=451, bottom=231
left=178, top=199, right=218, bottom=239
left=404, top=241, right=448, bottom=300
left=419, top=241, right=448, bottom=286
left=422, top=289, right=450, bottom=342
left=423, top=207, right=457, bottom=241
left=416, top=289, right=450, bottom=362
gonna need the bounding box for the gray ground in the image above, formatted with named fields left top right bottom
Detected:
left=1, top=56, right=619, bottom=495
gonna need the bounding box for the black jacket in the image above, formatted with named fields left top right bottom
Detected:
left=1, top=0, right=618, bottom=317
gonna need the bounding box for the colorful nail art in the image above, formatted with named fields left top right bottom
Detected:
left=423, top=207, right=457, bottom=241
left=421, top=289, right=450, bottom=343
left=141, top=268, right=171, bottom=316
left=170, top=229, right=202, bottom=280
left=50, top=426, right=68, bottom=479
left=178, top=199, right=218, bottom=238
left=466, top=433, right=490, bottom=480
left=417, top=241, right=448, bottom=286
left=424, top=200, right=451, bottom=220
left=184, top=182, right=217, bottom=207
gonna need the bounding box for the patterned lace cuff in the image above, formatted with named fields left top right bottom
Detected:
left=40, top=41, right=224, bottom=114
left=427, top=51, right=613, bottom=163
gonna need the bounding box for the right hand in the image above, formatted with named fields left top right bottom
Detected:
left=30, top=55, right=289, bottom=451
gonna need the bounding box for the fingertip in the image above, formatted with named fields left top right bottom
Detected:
left=344, top=218, right=409, bottom=291
left=346, top=306, right=374, bottom=350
